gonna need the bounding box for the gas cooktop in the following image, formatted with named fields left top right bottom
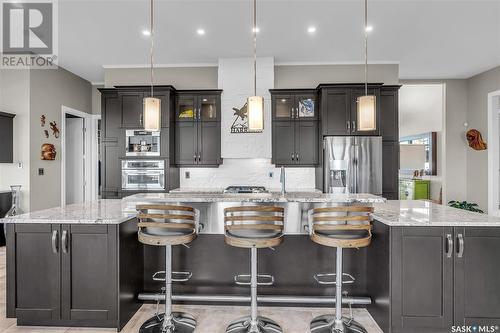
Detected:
left=223, top=186, right=269, bottom=194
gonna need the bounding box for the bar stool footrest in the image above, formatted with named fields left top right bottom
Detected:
left=234, top=274, right=275, bottom=286
left=152, top=271, right=193, bottom=282
left=313, top=272, right=355, bottom=285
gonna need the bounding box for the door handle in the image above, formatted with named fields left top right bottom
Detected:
left=198, top=153, right=201, bottom=163
left=51, top=230, right=59, bottom=254
left=296, top=153, right=299, bottom=162
left=445, top=234, right=453, bottom=258
left=352, top=121, right=356, bottom=132
left=291, top=153, right=295, bottom=161
left=457, top=233, right=464, bottom=258
left=140, top=113, right=143, bottom=126
left=347, top=121, right=350, bottom=133
left=194, top=154, right=197, bottom=163
left=62, top=230, right=69, bottom=254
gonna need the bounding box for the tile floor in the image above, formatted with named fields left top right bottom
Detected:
left=0, top=247, right=383, bottom=333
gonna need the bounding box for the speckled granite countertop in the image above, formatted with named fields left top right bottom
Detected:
left=373, top=200, right=500, bottom=227
left=1, top=199, right=135, bottom=224
left=122, top=192, right=386, bottom=203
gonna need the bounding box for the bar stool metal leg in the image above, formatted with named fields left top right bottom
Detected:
left=225, top=248, right=282, bottom=333
left=310, top=248, right=368, bottom=333
left=140, top=246, right=197, bottom=333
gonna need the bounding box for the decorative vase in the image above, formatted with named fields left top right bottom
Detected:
left=5, top=185, right=23, bottom=217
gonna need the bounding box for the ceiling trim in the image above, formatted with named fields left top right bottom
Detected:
left=274, top=60, right=401, bottom=66
left=102, top=63, right=218, bottom=69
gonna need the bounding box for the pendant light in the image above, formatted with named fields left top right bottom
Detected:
left=247, top=0, right=264, bottom=132
left=356, top=0, right=376, bottom=132
left=143, top=0, right=161, bottom=131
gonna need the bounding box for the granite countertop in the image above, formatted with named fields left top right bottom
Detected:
left=122, top=192, right=386, bottom=203
left=170, top=188, right=323, bottom=194
left=373, top=200, right=500, bottom=227
left=1, top=199, right=136, bottom=224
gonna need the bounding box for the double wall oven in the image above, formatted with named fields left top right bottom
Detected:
left=122, top=160, right=165, bottom=190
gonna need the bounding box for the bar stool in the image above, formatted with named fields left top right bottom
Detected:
left=137, top=204, right=199, bottom=333
left=308, top=205, right=373, bottom=333
left=224, top=205, right=284, bottom=333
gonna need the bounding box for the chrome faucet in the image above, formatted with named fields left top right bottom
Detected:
left=280, top=166, right=286, bottom=195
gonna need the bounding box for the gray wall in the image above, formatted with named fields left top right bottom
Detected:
left=466, top=66, right=500, bottom=211
left=104, top=67, right=218, bottom=89
left=274, top=64, right=400, bottom=88
left=0, top=69, right=31, bottom=212
left=91, top=84, right=104, bottom=115
left=29, top=67, right=92, bottom=211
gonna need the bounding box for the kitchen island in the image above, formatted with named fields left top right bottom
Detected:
left=3, top=198, right=500, bottom=333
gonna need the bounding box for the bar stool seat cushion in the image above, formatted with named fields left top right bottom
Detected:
left=227, top=229, right=281, bottom=239
left=315, top=229, right=370, bottom=239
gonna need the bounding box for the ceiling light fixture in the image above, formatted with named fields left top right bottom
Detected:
left=307, top=26, right=317, bottom=33
left=142, top=29, right=151, bottom=36
left=143, top=0, right=161, bottom=131
left=196, top=28, right=206, bottom=36
left=252, top=27, right=260, bottom=33
left=357, top=0, right=377, bottom=132
left=247, top=0, right=264, bottom=132
left=365, top=25, right=373, bottom=32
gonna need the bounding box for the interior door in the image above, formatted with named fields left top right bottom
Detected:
left=61, top=225, right=117, bottom=322
left=198, top=122, right=220, bottom=165
left=14, top=224, right=61, bottom=322
left=66, top=117, right=85, bottom=205
left=454, top=227, right=500, bottom=327
left=175, top=121, right=198, bottom=165
left=272, top=121, right=295, bottom=165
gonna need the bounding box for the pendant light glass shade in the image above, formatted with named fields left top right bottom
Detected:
left=356, top=95, right=376, bottom=131
left=143, top=97, right=161, bottom=131
left=247, top=95, right=264, bottom=131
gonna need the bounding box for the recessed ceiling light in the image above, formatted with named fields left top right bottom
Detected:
left=365, top=25, right=373, bottom=32
left=307, top=26, right=317, bottom=33
left=142, top=30, right=151, bottom=36
left=252, top=27, right=260, bottom=33
left=196, top=28, right=205, bottom=36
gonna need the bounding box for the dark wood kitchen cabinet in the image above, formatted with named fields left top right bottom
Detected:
left=272, top=120, right=318, bottom=167
left=270, top=89, right=317, bottom=120
left=6, top=220, right=143, bottom=330
left=117, top=86, right=175, bottom=129
left=382, top=141, right=400, bottom=200
left=389, top=226, right=500, bottom=333
left=391, top=227, right=454, bottom=333
left=270, top=89, right=319, bottom=167
left=454, top=227, right=500, bottom=327
left=318, top=84, right=381, bottom=136
left=175, top=90, right=222, bottom=167
left=0, top=111, right=15, bottom=163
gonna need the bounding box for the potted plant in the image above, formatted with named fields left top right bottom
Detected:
left=448, top=201, right=484, bottom=213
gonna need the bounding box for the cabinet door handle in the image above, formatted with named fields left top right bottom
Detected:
left=51, top=230, right=59, bottom=254
left=352, top=121, right=356, bottom=132
left=291, top=153, right=295, bottom=161
left=194, top=154, right=197, bottom=163
left=296, top=153, right=299, bottom=162
left=445, top=234, right=453, bottom=258
left=457, top=233, right=464, bottom=258
left=347, top=121, right=351, bottom=133
left=140, top=113, right=143, bottom=126
left=62, top=230, right=69, bottom=254
left=198, top=153, right=201, bottom=163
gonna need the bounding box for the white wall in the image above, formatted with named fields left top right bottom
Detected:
left=399, top=84, right=444, bottom=138
left=0, top=69, right=31, bottom=212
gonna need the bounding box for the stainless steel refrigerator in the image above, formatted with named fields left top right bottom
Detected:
left=323, top=136, right=382, bottom=195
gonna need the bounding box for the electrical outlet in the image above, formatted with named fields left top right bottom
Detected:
left=38, top=168, right=44, bottom=176
left=185, top=171, right=190, bottom=179
left=269, top=171, right=274, bottom=178
left=17, top=162, right=23, bottom=169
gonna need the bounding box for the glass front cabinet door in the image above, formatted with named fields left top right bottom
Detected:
left=271, top=91, right=317, bottom=120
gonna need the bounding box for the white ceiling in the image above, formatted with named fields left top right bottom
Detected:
left=58, top=0, right=500, bottom=83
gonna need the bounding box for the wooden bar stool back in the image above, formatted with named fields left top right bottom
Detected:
left=137, top=204, right=198, bottom=333
left=308, top=205, right=374, bottom=333
left=223, top=205, right=284, bottom=333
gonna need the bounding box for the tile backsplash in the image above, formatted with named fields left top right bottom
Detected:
left=179, top=158, right=316, bottom=190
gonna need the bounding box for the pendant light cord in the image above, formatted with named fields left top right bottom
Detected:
left=253, top=0, right=257, bottom=96
left=150, top=0, right=154, bottom=98
left=364, top=0, right=368, bottom=96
